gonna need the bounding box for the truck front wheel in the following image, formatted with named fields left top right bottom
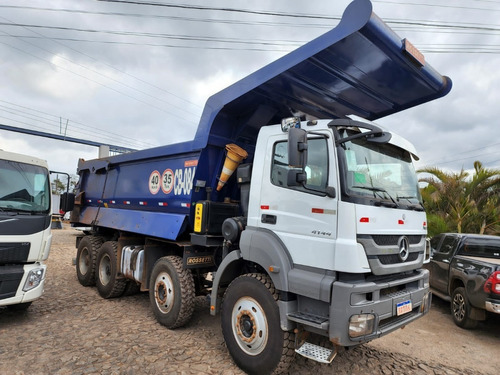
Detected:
left=149, top=256, right=195, bottom=329
left=221, top=273, right=295, bottom=375
left=76, top=235, right=104, bottom=286
left=451, top=287, right=478, bottom=329
left=95, top=241, right=127, bottom=298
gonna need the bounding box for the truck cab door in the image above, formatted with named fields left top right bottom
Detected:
left=255, top=130, right=339, bottom=270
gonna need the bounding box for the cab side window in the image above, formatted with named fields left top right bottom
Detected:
left=438, top=236, right=458, bottom=254
left=271, top=138, right=328, bottom=192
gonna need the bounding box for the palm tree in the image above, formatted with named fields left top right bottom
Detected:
left=419, top=161, right=500, bottom=236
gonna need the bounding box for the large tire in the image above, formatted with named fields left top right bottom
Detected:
left=76, top=235, right=104, bottom=286
left=149, top=256, right=195, bottom=329
left=95, top=241, right=127, bottom=299
left=451, top=287, right=478, bottom=329
left=221, top=273, right=295, bottom=375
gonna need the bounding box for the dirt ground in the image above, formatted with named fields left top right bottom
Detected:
left=0, top=227, right=498, bottom=375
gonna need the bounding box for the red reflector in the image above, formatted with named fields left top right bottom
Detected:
left=312, top=208, right=324, bottom=214
left=261, top=205, right=270, bottom=210
left=398, top=220, right=405, bottom=225
left=360, top=217, right=369, bottom=223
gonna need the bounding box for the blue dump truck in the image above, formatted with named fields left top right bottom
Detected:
left=68, top=0, right=452, bottom=373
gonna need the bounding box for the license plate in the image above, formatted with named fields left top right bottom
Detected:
left=396, top=300, right=412, bottom=316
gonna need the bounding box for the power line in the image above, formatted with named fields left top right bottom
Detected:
left=0, top=5, right=334, bottom=30
left=0, top=35, right=198, bottom=126
left=0, top=18, right=202, bottom=121
left=0, top=100, right=157, bottom=149
left=96, top=1, right=337, bottom=20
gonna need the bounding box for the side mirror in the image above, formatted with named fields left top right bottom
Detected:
left=287, top=127, right=308, bottom=186
left=60, top=192, right=75, bottom=212
left=288, top=127, right=307, bottom=168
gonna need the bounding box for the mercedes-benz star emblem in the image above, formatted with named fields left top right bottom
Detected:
left=398, top=236, right=410, bottom=262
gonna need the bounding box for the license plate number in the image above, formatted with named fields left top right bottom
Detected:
left=397, top=300, right=412, bottom=316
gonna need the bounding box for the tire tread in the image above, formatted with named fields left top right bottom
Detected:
left=96, top=241, right=127, bottom=299
left=76, top=235, right=105, bottom=287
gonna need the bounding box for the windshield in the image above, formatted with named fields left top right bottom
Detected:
left=337, top=129, right=422, bottom=209
left=0, top=159, right=50, bottom=214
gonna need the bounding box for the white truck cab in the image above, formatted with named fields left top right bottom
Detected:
left=0, top=150, right=52, bottom=310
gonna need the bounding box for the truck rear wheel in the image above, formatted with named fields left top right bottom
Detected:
left=95, top=241, right=127, bottom=299
left=451, top=287, right=478, bottom=329
left=76, top=235, right=104, bottom=286
left=221, top=273, right=295, bottom=375
left=149, top=256, right=195, bottom=329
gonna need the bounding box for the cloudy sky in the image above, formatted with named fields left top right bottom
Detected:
left=1, top=0, right=500, bottom=181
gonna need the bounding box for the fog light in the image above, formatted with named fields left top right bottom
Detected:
left=349, top=314, right=375, bottom=338
left=23, top=268, right=44, bottom=292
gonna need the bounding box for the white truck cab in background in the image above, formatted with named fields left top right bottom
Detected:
left=0, top=150, right=52, bottom=310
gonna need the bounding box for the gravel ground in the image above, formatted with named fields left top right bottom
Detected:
left=0, top=226, right=498, bottom=375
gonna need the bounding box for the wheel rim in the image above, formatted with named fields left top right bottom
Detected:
left=452, top=293, right=465, bottom=321
left=154, top=271, right=175, bottom=314
left=79, top=247, right=90, bottom=275
left=98, top=253, right=112, bottom=286
left=231, top=296, right=268, bottom=356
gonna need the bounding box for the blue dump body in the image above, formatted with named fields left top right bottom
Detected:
left=74, top=0, right=452, bottom=240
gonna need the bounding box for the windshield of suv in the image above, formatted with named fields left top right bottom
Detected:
left=337, top=129, right=422, bottom=209
left=0, top=159, right=50, bottom=214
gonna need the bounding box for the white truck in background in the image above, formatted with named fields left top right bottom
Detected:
left=0, top=149, right=52, bottom=310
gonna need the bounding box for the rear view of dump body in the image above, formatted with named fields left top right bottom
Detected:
left=71, top=1, right=451, bottom=373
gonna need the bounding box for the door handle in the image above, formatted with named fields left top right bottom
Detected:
left=261, top=214, right=277, bottom=225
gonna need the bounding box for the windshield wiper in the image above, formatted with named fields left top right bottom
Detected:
left=0, top=207, right=32, bottom=215
left=352, top=186, right=399, bottom=208
left=396, top=196, right=425, bottom=211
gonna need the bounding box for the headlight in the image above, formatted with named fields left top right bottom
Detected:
left=349, top=314, right=375, bottom=338
left=23, top=268, right=45, bottom=291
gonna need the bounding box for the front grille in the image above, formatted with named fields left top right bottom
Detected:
left=372, top=235, right=423, bottom=246
left=0, top=264, right=24, bottom=300
left=378, top=252, right=419, bottom=265
left=0, top=242, right=30, bottom=263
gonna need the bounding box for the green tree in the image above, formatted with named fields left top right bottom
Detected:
left=51, top=175, right=79, bottom=195
left=419, top=161, right=500, bottom=236
left=51, top=178, right=66, bottom=195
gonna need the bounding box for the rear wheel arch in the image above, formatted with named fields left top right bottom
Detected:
left=448, top=277, right=465, bottom=296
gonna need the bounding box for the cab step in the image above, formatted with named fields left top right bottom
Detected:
left=295, top=341, right=337, bottom=364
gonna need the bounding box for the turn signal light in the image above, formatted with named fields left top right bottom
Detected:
left=484, top=271, right=500, bottom=295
